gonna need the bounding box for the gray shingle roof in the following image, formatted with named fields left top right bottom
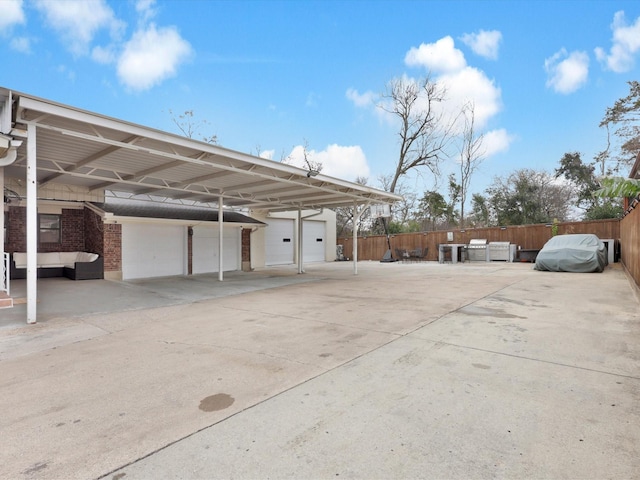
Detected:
left=91, top=202, right=265, bottom=225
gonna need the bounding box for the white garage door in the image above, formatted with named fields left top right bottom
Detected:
left=265, top=218, right=294, bottom=266
left=192, top=226, right=240, bottom=274
left=303, top=220, right=326, bottom=263
left=122, top=223, right=186, bottom=280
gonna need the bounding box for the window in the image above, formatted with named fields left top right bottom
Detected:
left=39, top=214, right=61, bottom=244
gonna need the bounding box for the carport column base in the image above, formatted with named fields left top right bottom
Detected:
left=104, top=271, right=123, bottom=281
left=242, top=261, right=253, bottom=272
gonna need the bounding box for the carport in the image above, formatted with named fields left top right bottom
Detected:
left=0, top=88, right=401, bottom=323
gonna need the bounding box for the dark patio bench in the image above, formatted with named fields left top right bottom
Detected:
left=10, top=252, right=104, bottom=280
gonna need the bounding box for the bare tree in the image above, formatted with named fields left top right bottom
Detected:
left=377, top=174, right=417, bottom=231
left=281, top=139, right=323, bottom=174
left=456, top=102, right=485, bottom=228
left=169, top=109, right=218, bottom=144
left=335, top=176, right=370, bottom=237
left=378, top=76, right=455, bottom=194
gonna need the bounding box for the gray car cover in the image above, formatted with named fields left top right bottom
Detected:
left=534, top=234, right=608, bottom=273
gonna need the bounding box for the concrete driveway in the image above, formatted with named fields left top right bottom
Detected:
left=0, top=261, right=639, bottom=479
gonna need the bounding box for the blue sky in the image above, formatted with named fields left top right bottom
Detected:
left=1, top=0, right=640, bottom=201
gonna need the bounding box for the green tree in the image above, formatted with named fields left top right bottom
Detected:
left=592, top=176, right=640, bottom=218
left=555, top=152, right=599, bottom=209
left=469, top=193, right=490, bottom=227
left=416, top=190, right=448, bottom=231
left=555, top=152, right=624, bottom=220
left=486, top=169, right=573, bottom=225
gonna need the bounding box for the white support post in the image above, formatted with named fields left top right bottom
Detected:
left=351, top=203, right=371, bottom=276
left=297, top=209, right=304, bottom=274
left=26, top=124, right=37, bottom=324
left=218, top=196, right=223, bottom=281
left=353, top=203, right=359, bottom=275
left=0, top=167, right=4, bottom=254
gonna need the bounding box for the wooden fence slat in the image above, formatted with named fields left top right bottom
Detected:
left=338, top=219, right=621, bottom=263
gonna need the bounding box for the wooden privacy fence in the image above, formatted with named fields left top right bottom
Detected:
left=620, top=202, right=640, bottom=289
left=338, top=219, right=621, bottom=263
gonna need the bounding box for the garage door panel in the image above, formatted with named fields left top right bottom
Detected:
left=265, top=219, right=294, bottom=266
left=303, top=220, right=325, bottom=263
left=192, top=226, right=240, bottom=274
left=122, top=224, right=185, bottom=280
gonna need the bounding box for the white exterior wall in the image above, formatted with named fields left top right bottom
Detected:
left=250, top=209, right=337, bottom=268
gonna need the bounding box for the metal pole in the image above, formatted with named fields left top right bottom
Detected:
left=297, top=209, right=304, bottom=274
left=218, top=196, right=223, bottom=281
left=353, top=202, right=359, bottom=275
left=26, top=124, right=37, bottom=324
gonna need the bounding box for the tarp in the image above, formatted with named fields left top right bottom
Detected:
left=534, top=234, right=608, bottom=273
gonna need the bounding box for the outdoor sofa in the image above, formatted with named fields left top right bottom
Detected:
left=10, top=252, right=104, bottom=280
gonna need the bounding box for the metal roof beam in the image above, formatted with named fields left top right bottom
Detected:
left=39, top=134, right=140, bottom=186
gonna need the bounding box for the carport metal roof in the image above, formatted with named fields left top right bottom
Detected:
left=1, top=88, right=401, bottom=211
left=1, top=87, right=400, bottom=325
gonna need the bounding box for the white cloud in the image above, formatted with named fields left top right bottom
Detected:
left=34, top=0, right=124, bottom=56
left=460, top=29, right=502, bottom=60
left=350, top=36, right=506, bottom=160
left=404, top=36, right=467, bottom=74
left=56, top=64, right=76, bottom=82
left=286, top=144, right=370, bottom=181
left=10, top=36, right=31, bottom=53
left=91, top=44, right=116, bottom=64
left=117, top=24, right=192, bottom=91
left=595, top=11, right=640, bottom=73
left=136, top=0, right=157, bottom=24
left=259, top=149, right=275, bottom=160
left=0, top=0, right=25, bottom=31
left=346, top=88, right=375, bottom=107
left=544, top=48, right=589, bottom=94
left=401, top=36, right=502, bottom=130
left=482, top=129, right=513, bottom=157
left=438, top=67, right=502, bottom=130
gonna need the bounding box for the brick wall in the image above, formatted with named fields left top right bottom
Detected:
left=5, top=206, right=84, bottom=252
left=84, top=208, right=104, bottom=256
left=242, top=228, right=251, bottom=262
left=55, top=209, right=84, bottom=252
left=5, top=206, right=26, bottom=252
left=103, top=223, right=122, bottom=272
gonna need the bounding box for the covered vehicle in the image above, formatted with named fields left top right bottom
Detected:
left=534, top=234, right=608, bottom=273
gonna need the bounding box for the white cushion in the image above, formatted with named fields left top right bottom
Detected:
left=59, top=252, right=80, bottom=266
left=13, top=253, right=27, bottom=268
left=13, top=251, right=98, bottom=269
left=37, top=252, right=61, bottom=267
left=76, top=252, right=98, bottom=263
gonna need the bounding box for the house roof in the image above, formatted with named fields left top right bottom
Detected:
left=90, top=201, right=266, bottom=226
left=1, top=88, right=402, bottom=212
